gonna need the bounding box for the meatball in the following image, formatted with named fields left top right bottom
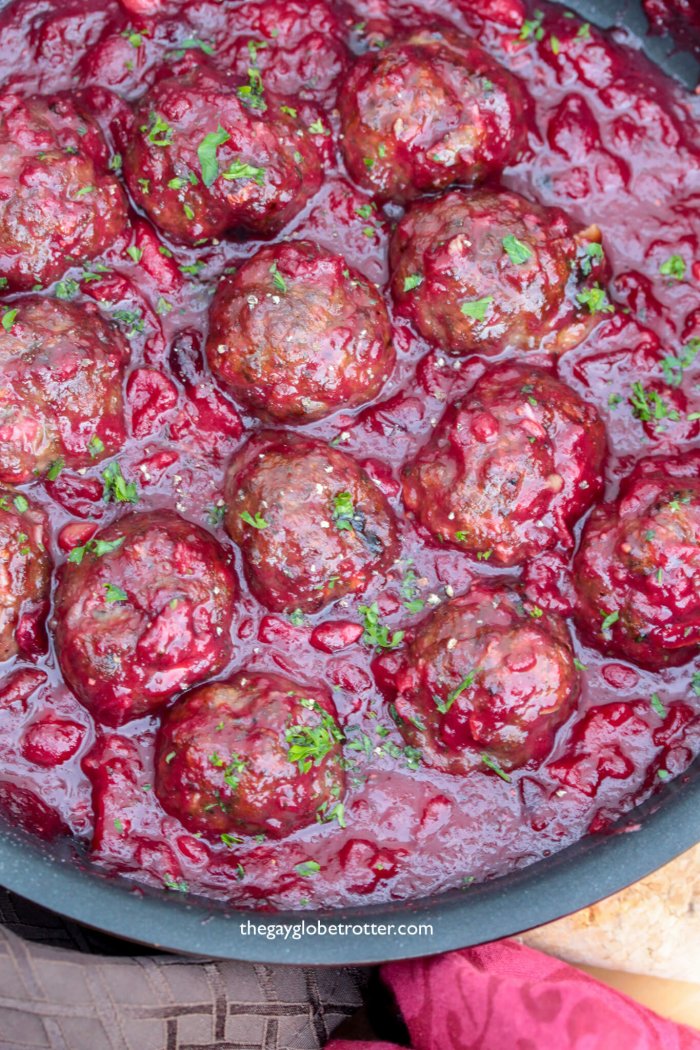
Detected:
left=402, top=364, right=606, bottom=566
left=224, top=432, right=399, bottom=613
left=53, top=511, right=237, bottom=726
left=338, top=27, right=527, bottom=202
left=376, top=583, right=580, bottom=775
left=155, top=670, right=345, bottom=838
left=123, top=66, right=322, bottom=245
left=0, top=92, right=128, bottom=291
left=206, top=240, right=395, bottom=423
left=0, top=296, right=128, bottom=484
left=573, top=463, right=700, bottom=670
left=390, top=189, right=611, bottom=356
left=0, top=492, right=50, bottom=661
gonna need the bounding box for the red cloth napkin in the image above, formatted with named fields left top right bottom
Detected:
left=328, top=940, right=700, bottom=1050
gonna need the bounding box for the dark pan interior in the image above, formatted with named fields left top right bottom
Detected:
left=0, top=0, right=698, bottom=964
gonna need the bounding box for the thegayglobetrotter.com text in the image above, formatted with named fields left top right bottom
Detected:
left=239, top=919, right=434, bottom=941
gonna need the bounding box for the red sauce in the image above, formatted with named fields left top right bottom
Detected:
left=0, top=0, right=699, bottom=911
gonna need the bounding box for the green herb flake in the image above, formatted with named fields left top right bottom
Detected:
left=88, top=434, right=105, bottom=459
left=102, top=461, right=138, bottom=504
left=657, top=769, right=671, bottom=781
left=237, top=67, right=267, bottom=111
left=308, top=118, right=330, bottom=135
left=104, top=583, right=128, bottom=603
left=1, top=308, right=18, bottom=331
left=358, top=602, right=404, bottom=651
left=520, top=9, right=545, bottom=41
left=12, top=494, right=28, bottom=513
left=659, top=254, right=686, bottom=281
left=198, top=125, right=230, bottom=187
left=650, top=692, right=667, bottom=718
left=269, top=261, right=287, bottom=292
left=460, top=296, right=493, bottom=321
left=434, top=669, right=476, bottom=715
left=601, top=609, right=619, bottom=631
left=221, top=159, right=266, bottom=186
left=144, top=112, right=173, bottom=147
left=403, top=273, right=423, bottom=292
left=502, top=234, right=533, bottom=265
left=240, top=509, right=269, bottom=529
left=481, top=753, right=512, bottom=782
left=295, top=860, right=321, bottom=878
left=178, top=37, right=215, bottom=55
left=46, top=458, right=64, bottom=481
left=126, top=245, right=143, bottom=263
left=576, top=283, right=614, bottom=314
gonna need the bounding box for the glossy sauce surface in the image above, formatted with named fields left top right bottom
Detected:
left=0, top=0, right=699, bottom=910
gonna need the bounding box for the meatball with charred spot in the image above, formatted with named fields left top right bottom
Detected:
left=206, top=240, right=395, bottom=424
left=0, top=492, right=50, bottom=662
left=376, top=584, right=580, bottom=775
left=53, top=511, right=237, bottom=727
left=0, top=297, right=129, bottom=485
left=155, top=670, right=345, bottom=839
left=123, top=66, right=322, bottom=245
left=402, top=365, right=606, bottom=566
left=574, top=461, right=700, bottom=670
left=0, top=92, right=128, bottom=291
left=225, top=432, right=399, bottom=613
left=390, top=189, right=611, bottom=356
left=339, top=27, right=528, bottom=202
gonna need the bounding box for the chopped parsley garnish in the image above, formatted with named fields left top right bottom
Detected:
left=113, top=308, right=145, bottom=338
left=332, top=491, right=360, bottom=533
left=46, top=458, right=64, bottom=481
left=573, top=658, right=588, bottom=671
left=88, top=434, right=105, bottom=459
left=692, top=671, right=700, bottom=696
left=529, top=605, right=544, bottom=618
left=403, top=274, right=423, bottom=292
left=550, top=35, right=560, bottom=54
left=601, top=609, right=619, bottom=631
left=520, top=9, right=545, bottom=41
left=163, top=874, right=189, bottom=893
left=460, top=296, right=493, bottom=321
left=198, top=125, right=230, bottom=187
left=104, top=583, right=128, bottom=603
left=221, top=159, right=266, bottom=185
left=308, top=118, right=330, bottom=136
left=68, top=536, right=125, bottom=565
left=289, top=608, right=305, bottom=627
left=661, top=339, right=699, bottom=387
left=109, top=153, right=122, bottom=171
left=580, top=241, right=605, bottom=276
left=286, top=702, right=343, bottom=773
left=576, top=283, right=614, bottom=314
left=144, top=112, right=173, bottom=147
left=269, top=261, right=287, bottom=292
left=126, top=245, right=143, bottom=263
left=659, top=254, right=686, bottom=281
left=1, top=308, right=18, bottom=331
left=358, top=602, right=404, bottom=651
left=102, top=461, right=138, bottom=504
left=481, top=753, right=511, bottom=782
left=433, top=670, right=476, bottom=715
left=55, top=278, right=79, bottom=299
left=401, top=567, right=424, bottom=614
left=628, top=382, right=679, bottom=425
left=237, top=67, right=266, bottom=111
left=502, top=234, right=533, bottom=265
left=240, top=509, right=269, bottom=529
left=650, top=693, right=667, bottom=718
left=177, top=37, right=215, bottom=55
left=208, top=504, right=226, bottom=526
left=657, top=769, right=671, bottom=781
left=295, top=860, right=321, bottom=877
left=356, top=203, right=374, bottom=219
left=280, top=105, right=298, bottom=118
left=221, top=832, right=242, bottom=848
left=317, top=799, right=346, bottom=828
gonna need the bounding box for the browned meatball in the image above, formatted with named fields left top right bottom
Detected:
left=53, top=511, right=237, bottom=727
left=225, top=432, right=399, bottom=612
left=574, top=459, right=700, bottom=670
left=0, top=92, right=128, bottom=291
left=206, top=240, right=395, bottom=423
left=0, top=296, right=129, bottom=485
left=339, top=27, right=528, bottom=202
left=155, top=670, right=346, bottom=839
left=390, top=189, right=611, bottom=356
left=376, top=583, right=580, bottom=775
left=0, top=492, right=50, bottom=661
left=123, top=66, right=322, bottom=245
left=402, top=364, right=606, bottom=566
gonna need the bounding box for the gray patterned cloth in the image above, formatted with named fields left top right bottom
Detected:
left=0, top=889, right=369, bottom=1050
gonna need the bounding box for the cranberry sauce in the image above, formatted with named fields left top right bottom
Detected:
left=0, top=0, right=698, bottom=911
